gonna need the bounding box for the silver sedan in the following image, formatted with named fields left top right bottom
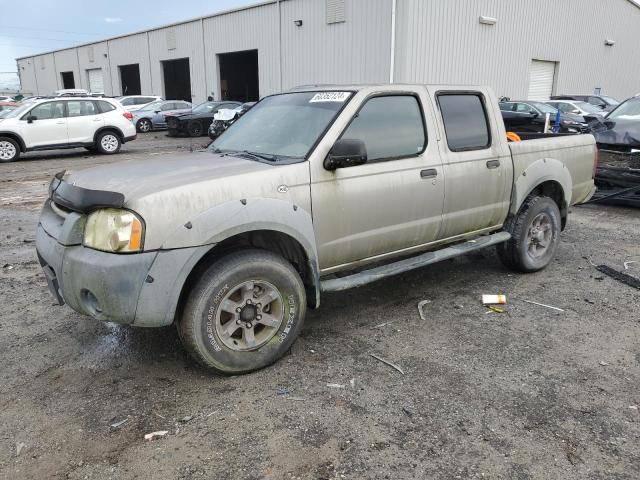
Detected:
left=131, top=100, right=193, bottom=132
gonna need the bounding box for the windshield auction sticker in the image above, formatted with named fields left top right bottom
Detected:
left=309, top=92, right=351, bottom=103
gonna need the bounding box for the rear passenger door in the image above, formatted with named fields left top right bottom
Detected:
left=430, top=90, right=512, bottom=239
left=66, top=100, right=103, bottom=144
left=311, top=90, right=445, bottom=271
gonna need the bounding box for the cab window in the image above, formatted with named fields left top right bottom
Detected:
left=438, top=93, right=491, bottom=151
left=341, top=95, right=426, bottom=161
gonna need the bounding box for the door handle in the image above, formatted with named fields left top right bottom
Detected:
left=55, top=121, right=65, bottom=125
left=420, top=168, right=438, bottom=179
left=486, top=159, right=501, bottom=169
left=93, top=118, right=102, bottom=122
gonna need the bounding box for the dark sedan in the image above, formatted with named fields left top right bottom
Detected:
left=166, top=101, right=242, bottom=137
left=499, top=100, right=590, bottom=134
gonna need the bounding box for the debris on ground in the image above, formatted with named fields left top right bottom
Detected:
left=326, top=383, right=345, bottom=389
left=349, top=378, right=356, bottom=389
left=371, top=322, right=393, bottom=329
left=15, top=442, right=26, bottom=457
left=276, top=387, right=290, bottom=396
left=144, top=431, right=168, bottom=441
left=417, top=300, right=431, bottom=320
left=402, top=407, right=413, bottom=417
left=599, top=361, right=609, bottom=366
left=110, top=418, right=129, bottom=429
left=596, top=265, right=640, bottom=290
left=180, top=415, right=193, bottom=423
left=486, top=305, right=505, bottom=314
left=2, top=264, right=13, bottom=270
left=482, top=294, right=506, bottom=305
left=629, top=405, right=638, bottom=411
left=522, top=299, right=565, bottom=312
left=623, top=261, right=637, bottom=270
left=370, top=354, right=405, bottom=375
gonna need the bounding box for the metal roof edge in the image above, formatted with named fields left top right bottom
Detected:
left=15, top=0, right=279, bottom=61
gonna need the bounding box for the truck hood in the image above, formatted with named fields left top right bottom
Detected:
left=66, top=151, right=272, bottom=201
left=62, top=151, right=311, bottom=249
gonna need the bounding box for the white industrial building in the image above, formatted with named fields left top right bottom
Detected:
left=15, top=0, right=640, bottom=104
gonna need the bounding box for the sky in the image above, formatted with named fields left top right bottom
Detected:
left=0, top=0, right=254, bottom=89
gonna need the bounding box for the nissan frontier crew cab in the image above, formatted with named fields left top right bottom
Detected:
left=36, top=84, right=597, bottom=374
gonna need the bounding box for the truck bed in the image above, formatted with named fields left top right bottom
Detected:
left=509, top=134, right=597, bottom=205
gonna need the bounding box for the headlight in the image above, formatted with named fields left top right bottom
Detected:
left=83, top=208, right=144, bottom=253
left=561, top=119, right=582, bottom=127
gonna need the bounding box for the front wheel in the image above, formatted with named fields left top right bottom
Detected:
left=497, top=195, right=561, bottom=272
left=0, top=137, right=20, bottom=163
left=95, top=131, right=122, bottom=155
left=178, top=249, right=307, bottom=374
left=188, top=121, right=203, bottom=137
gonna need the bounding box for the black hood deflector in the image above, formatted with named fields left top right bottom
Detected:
left=50, top=171, right=125, bottom=213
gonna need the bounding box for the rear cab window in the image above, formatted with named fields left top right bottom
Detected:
left=340, top=94, right=427, bottom=162
left=437, top=93, right=491, bottom=151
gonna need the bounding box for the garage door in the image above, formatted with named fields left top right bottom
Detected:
left=87, top=68, right=104, bottom=94
left=528, top=60, right=556, bottom=101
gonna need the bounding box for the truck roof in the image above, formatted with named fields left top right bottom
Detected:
left=288, top=83, right=487, bottom=93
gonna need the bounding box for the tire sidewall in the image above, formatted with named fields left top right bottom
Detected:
left=189, top=121, right=202, bottom=137
left=96, top=131, right=121, bottom=154
left=516, top=197, right=561, bottom=271
left=0, top=137, right=19, bottom=163
left=186, top=252, right=306, bottom=373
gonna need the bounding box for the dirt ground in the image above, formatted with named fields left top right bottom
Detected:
left=0, top=134, right=639, bottom=480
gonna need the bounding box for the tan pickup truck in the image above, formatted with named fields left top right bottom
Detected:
left=36, top=84, right=597, bottom=373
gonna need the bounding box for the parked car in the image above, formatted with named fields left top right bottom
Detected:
left=591, top=95, right=640, bottom=151
left=0, top=95, right=12, bottom=102
left=0, top=97, right=136, bottom=162
left=545, top=100, right=607, bottom=119
left=0, top=101, right=19, bottom=112
left=208, top=102, right=256, bottom=140
left=131, top=100, right=193, bottom=132
left=550, top=94, right=620, bottom=112
left=499, top=100, right=589, bottom=133
left=35, top=84, right=597, bottom=373
left=115, top=95, right=163, bottom=112
left=166, top=100, right=242, bottom=137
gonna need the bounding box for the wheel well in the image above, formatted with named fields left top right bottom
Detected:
left=94, top=127, right=124, bottom=144
left=0, top=132, right=26, bottom=152
left=175, top=230, right=318, bottom=323
left=531, top=180, right=568, bottom=229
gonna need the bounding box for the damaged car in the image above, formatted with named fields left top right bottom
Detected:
left=591, top=96, right=640, bottom=152
left=166, top=100, right=242, bottom=137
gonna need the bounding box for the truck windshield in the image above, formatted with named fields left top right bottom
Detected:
left=211, top=91, right=353, bottom=160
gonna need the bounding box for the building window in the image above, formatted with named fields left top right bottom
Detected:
left=326, top=0, right=345, bottom=24
left=166, top=29, right=177, bottom=50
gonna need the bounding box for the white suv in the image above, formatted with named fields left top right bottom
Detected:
left=0, top=97, right=136, bottom=162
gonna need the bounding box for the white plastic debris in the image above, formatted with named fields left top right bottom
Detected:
left=110, top=418, right=129, bottom=429
left=144, top=430, right=168, bottom=441
left=417, top=300, right=431, bottom=320
left=482, top=294, right=506, bottom=305
left=522, top=299, right=564, bottom=312
left=326, top=383, right=345, bottom=389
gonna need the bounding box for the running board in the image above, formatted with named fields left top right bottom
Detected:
left=320, top=231, right=511, bottom=292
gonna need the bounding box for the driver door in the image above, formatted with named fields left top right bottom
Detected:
left=18, top=101, right=68, bottom=148
left=310, top=90, right=444, bottom=273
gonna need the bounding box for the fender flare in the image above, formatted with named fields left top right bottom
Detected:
left=0, top=131, right=26, bottom=152
left=93, top=126, right=125, bottom=144
left=161, top=197, right=321, bottom=308
left=510, top=157, right=573, bottom=215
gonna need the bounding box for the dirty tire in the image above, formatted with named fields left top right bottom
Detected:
left=188, top=121, right=203, bottom=137
left=497, top=195, right=561, bottom=273
left=136, top=118, right=152, bottom=133
left=0, top=137, right=20, bottom=163
left=95, top=131, right=122, bottom=155
left=178, top=249, right=306, bottom=374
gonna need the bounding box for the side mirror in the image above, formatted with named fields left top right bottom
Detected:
left=324, top=138, right=367, bottom=170
left=154, top=110, right=161, bottom=114
left=27, top=115, right=36, bottom=123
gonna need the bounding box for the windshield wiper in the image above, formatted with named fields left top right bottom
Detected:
left=241, top=150, right=277, bottom=162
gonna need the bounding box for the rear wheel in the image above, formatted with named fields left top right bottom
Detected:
left=178, top=249, right=306, bottom=374
left=95, top=131, right=121, bottom=155
left=188, top=121, right=203, bottom=137
left=0, top=137, right=19, bottom=163
left=497, top=195, right=561, bottom=272
left=136, top=118, right=152, bottom=133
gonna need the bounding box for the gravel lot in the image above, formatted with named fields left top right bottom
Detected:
left=0, top=134, right=639, bottom=480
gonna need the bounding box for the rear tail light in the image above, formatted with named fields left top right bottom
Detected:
left=593, top=147, right=600, bottom=179
left=123, top=111, right=133, bottom=120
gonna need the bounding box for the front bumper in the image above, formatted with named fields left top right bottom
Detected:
left=36, top=200, right=211, bottom=327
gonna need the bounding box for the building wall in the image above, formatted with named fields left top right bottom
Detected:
left=394, top=0, right=640, bottom=100
left=106, top=33, right=153, bottom=96
left=14, top=0, right=640, bottom=101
